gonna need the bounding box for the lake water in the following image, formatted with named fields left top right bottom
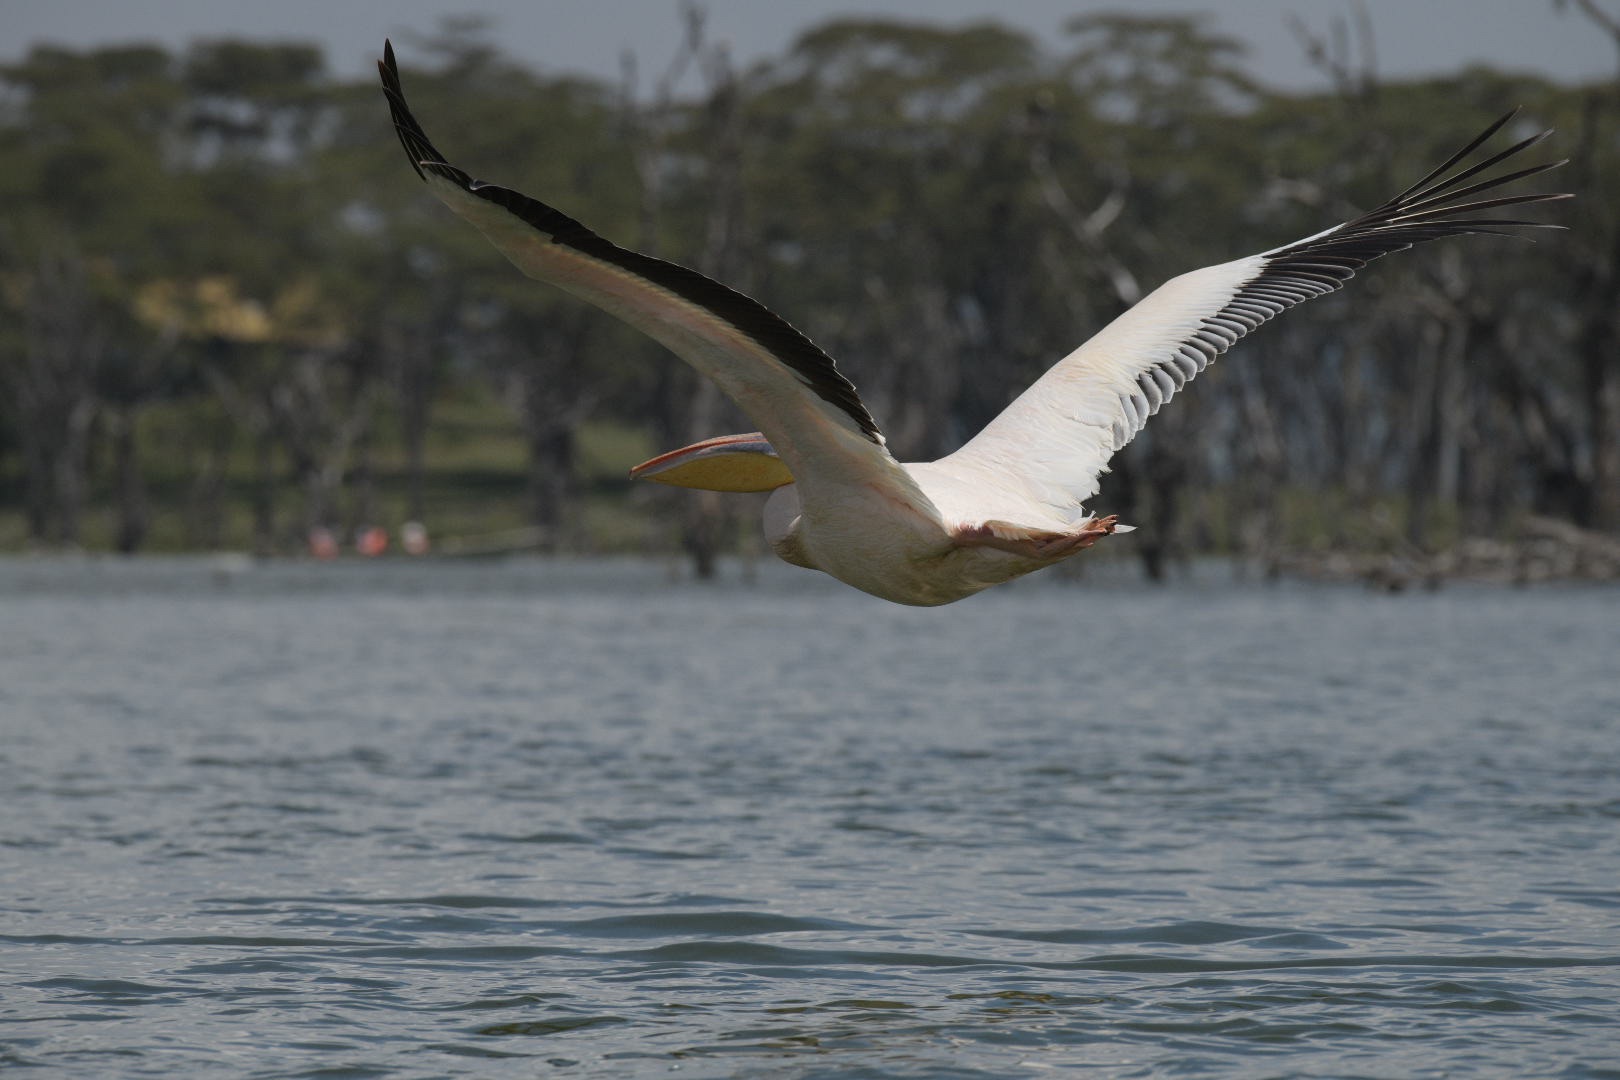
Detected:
left=1, top=556, right=1617, bottom=1079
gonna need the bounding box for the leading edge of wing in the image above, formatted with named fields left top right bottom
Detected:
left=377, top=40, right=883, bottom=448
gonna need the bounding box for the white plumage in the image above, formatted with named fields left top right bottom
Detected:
left=380, top=42, right=1567, bottom=606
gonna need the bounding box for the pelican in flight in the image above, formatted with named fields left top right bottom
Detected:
left=379, top=42, right=1566, bottom=606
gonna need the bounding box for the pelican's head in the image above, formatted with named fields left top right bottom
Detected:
left=630, top=432, right=810, bottom=567
left=629, top=432, right=792, bottom=492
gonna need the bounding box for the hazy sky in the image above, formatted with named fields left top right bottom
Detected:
left=4, top=0, right=1616, bottom=93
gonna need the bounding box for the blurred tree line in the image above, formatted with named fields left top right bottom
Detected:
left=0, top=6, right=1615, bottom=573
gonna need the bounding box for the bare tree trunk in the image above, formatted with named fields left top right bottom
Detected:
left=1404, top=318, right=1443, bottom=550
left=53, top=397, right=95, bottom=547
left=1578, top=319, right=1620, bottom=531
left=7, top=246, right=104, bottom=548
left=1563, top=1, right=1620, bottom=530
left=385, top=301, right=445, bottom=527
left=348, top=428, right=375, bottom=535
left=500, top=308, right=595, bottom=551
left=183, top=418, right=233, bottom=550
left=252, top=431, right=278, bottom=556
left=1236, top=360, right=1287, bottom=578
left=21, top=429, right=52, bottom=544
left=107, top=406, right=149, bottom=554
left=527, top=424, right=575, bottom=549
left=204, top=347, right=282, bottom=555
left=265, top=348, right=378, bottom=548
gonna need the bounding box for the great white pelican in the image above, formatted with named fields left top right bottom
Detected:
left=379, top=42, right=1566, bottom=606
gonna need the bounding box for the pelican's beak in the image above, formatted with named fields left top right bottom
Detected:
left=629, top=432, right=794, bottom=492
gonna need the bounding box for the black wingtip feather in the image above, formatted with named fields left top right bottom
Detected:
left=1109, top=110, right=1570, bottom=451
left=1385, top=107, right=1519, bottom=205
left=1266, top=111, right=1568, bottom=281
left=1386, top=125, right=1551, bottom=212
left=1203, top=111, right=1570, bottom=373
left=377, top=41, right=886, bottom=446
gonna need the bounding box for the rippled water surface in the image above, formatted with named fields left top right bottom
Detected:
left=2, top=556, right=1617, bottom=1078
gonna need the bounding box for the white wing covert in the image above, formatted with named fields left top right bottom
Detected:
left=940, top=110, right=1568, bottom=524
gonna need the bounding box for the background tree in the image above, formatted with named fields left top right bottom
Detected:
left=0, top=10, right=1607, bottom=579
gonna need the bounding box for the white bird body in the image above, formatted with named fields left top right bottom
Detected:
left=769, top=258, right=1272, bottom=605
left=380, top=43, right=1566, bottom=606
left=763, top=476, right=1047, bottom=607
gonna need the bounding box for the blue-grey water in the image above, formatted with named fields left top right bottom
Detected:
left=1, top=556, right=1616, bottom=1079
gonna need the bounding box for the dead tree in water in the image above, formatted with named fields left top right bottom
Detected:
left=1560, top=1, right=1620, bottom=531
left=5, top=245, right=105, bottom=547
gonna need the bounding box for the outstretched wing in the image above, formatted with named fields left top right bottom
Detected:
left=378, top=41, right=936, bottom=512
left=939, top=110, right=1569, bottom=522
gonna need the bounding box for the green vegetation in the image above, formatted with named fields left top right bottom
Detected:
left=2, top=9, right=1616, bottom=572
